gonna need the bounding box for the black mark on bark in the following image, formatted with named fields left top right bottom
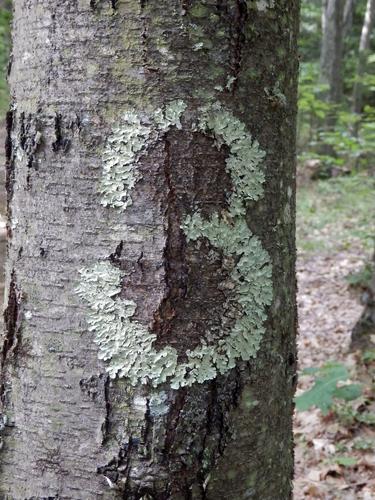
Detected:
left=102, top=374, right=111, bottom=444
left=2, top=272, right=21, bottom=368
left=6, top=53, right=12, bottom=77
left=163, top=388, right=187, bottom=457
left=90, top=0, right=117, bottom=11
left=182, top=0, right=192, bottom=12
left=152, top=136, right=188, bottom=349
left=109, top=240, right=123, bottom=264
left=5, top=110, right=14, bottom=221
left=52, top=113, right=70, bottom=153
left=98, top=436, right=139, bottom=490
left=229, top=0, right=248, bottom=93
left=141, top=397, right=153, bottom=459
left=80, top=374, right=112, bottom=444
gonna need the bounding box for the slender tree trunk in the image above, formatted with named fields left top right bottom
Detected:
left=343, top=0, right=355, bottom=37
left=352, top=0, right=375, bottom=136
left=320, top=0, right=345, bottom=120
left=0, top=1, right=299, bottom=498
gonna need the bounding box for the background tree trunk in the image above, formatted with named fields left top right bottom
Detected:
left=0, top=1, right=299, bottom=498
left=352, top=0, right=375, bottom=136
left=320, top=0, right=345, bottom=117
left=343, top=0, right=355, bottom=37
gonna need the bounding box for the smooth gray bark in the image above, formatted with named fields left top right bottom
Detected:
left=343, top=0, right=355, bottom=36
left=320, top=0, right=345, bottom=105
left=0, top=1, right=299, bottom=498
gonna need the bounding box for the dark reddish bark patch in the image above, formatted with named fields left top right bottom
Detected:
left=151, top=129, right=233, bottom=358
left=113, top=130, right=234, bottom=360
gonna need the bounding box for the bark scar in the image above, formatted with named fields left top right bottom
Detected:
left=151, top=134, right=188, bottom=347
left=229, top=0, right=248, bottom=93
left=5, top=110, right=14, bottom=240
left=1, top=271, right=22, bottom=368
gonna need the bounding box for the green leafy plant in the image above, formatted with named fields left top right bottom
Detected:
left=333, top=399, right=375, bottom=427
left=362, top=350, right=375, bottom=364
left=295, top=363, right=362, bottom=414
left=334, top=456, right=357, bottom=467
left=346, top=262, right=374, bottom=289
left=353, top=438, right=374, bottom=451
left=0, top=6, right=11, bottom=115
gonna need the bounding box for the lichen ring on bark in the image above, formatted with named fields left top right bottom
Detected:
left=76, top=101, right=273, bottom=389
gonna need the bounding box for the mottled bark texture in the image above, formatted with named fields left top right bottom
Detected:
left=0, top=1, right=299, bottom=499
left=320, top=0, right=345, bottom=105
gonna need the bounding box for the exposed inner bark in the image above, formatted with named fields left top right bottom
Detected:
left=1, top=272, right=20, bottom=369
left=122, top=129, right=233, bottom=357
left=154, top=130, right=233, bottom=356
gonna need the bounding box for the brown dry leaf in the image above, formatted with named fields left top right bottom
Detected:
left=320, top=463, right=342, bottom=479
left=303, top=483, right=326, bottom=498
left=358, top=454, right=375, bottom=469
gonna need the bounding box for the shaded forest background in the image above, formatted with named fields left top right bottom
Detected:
left=0, top=0, right=373, bottom=498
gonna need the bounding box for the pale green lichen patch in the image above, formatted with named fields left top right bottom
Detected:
left=99, top=112, right=150, bottom=210
left=76, top=262, right=179, bottom=386
left=99, top=100, right=186, bottom=210
left=256, top=0, right=275, bottom=11
left=197, top=102, right=266, bottom=216
left=78, top=101, right=273, bottom=389
left=181, top=214, right=272, bottom=365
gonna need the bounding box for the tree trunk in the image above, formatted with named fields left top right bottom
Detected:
left=0, top=1, right=299, bottom=498
left=320, top=0, right=345, bottom=110
left=352, top=0, right=375, bottom=136
left=351, top=251, right=375, bottom=350
left=343, top=0, right=355, bottom=37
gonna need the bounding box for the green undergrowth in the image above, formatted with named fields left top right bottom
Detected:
left=296, top=357, right=375, bottom=427
left=297, top=174, right=375, bottom=255
left=0, top=6, right=11, bottom=117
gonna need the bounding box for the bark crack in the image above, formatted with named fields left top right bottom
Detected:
left=1, top=271, right=21, bottom=369
left=5, top=109, right=14, bottom=239
left=1, top=271, right=22, bottom=404
left=229, top=0, right=248, bottom=94
left=152, top=135, right=188, bottom=351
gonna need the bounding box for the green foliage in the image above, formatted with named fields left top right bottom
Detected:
left=297, top=174, right=375, bottom=253
left=353, top=438, right=374, bottom=450
left=0, top=6, right=10, bottom=116
left=298, top=0, right=321, bottom=61
left=295, top=362, right=362, bottom=414
left=362, top=350, right=375, bottom=364
left=334, top=456, right=357, bottom=467
left=298, top=0, right=375, bottom=169
left=345, top=262, right=374, bottom=289
left=334, top=401, right=375, bottom=427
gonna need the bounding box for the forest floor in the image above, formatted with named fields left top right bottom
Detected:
left=294, top=174, right=375, bottom=499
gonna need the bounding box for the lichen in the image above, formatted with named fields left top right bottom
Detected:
left=99, top=100, right=186, bottom=210
left=264, top=82, right=287, bottom=107
left=256, top=0, right=275, bottom=11
left=77, top=101, right=273, bottom=389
